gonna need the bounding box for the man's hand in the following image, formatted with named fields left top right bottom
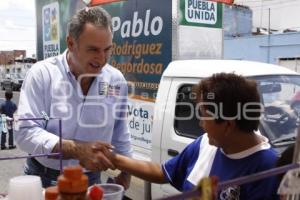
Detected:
left=75, top=141, right=116, bottom=171
left=114, top=172, right=131, bottom=190
left=52, top=139, right=116, bottom=171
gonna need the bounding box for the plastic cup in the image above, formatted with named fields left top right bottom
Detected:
left=8, top=175, right=43, bottom=200
left=89, top=183, right=124, bottom=200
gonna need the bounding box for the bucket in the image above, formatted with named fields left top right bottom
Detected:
left=8, top=175, right=43, bottom=200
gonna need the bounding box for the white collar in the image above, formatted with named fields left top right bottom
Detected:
left=221, top=136, right=270, bottom=159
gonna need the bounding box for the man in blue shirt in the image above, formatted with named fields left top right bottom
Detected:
left=1, top=90, right=17, bottom=150
left=104, top=73, right=279, bottom=199
left=15, top=7, right=132, bottom=188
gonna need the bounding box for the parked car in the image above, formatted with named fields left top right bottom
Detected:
left=1, top=74, right=24, bottom=91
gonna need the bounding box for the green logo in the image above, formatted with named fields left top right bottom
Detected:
left=180, top=0, right=223, bottom=28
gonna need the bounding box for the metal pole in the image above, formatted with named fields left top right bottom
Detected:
left=59, top=119, right=63, bottom=173
left=296, top=58, right=299, bottom=73
left=260, top=0, right=263, bottom=30
left=267, top=8, right=271, bottom=63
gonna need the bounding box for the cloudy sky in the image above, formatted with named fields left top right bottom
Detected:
left=0, top=0, right=36, bottom=57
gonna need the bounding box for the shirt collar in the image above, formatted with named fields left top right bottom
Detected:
left=221, top=135, right=271, bottom=159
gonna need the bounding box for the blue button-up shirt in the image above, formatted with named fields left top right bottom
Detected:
left=16, top=51, right=132, bottom=170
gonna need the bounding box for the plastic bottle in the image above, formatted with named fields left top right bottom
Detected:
left=45, top=186, right=59, bottom=200
left=57, top=165, right=89, bottom=200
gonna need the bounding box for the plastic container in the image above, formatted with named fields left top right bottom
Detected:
left=8, top=175, right=43, bottom=200
left=89, top=184, right=124, bottom=200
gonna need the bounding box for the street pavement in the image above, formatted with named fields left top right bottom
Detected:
left=0, top=91, right=23, bottom=194
left=0, top=148, right=25, bottom=195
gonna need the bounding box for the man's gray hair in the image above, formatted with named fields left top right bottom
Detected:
left=67, top=6, right=112, bottom=41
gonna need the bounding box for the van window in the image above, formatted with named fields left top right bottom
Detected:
left=174, top=84, right=205, bottom=139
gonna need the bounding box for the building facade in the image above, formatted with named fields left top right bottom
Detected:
left=224, top=32, right=300, bottom=72
left=0, top=50, right=26, bottom=65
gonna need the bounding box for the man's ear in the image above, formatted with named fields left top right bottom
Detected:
left=66, top=36, right=74, bottom=51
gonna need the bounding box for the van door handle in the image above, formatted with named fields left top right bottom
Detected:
left=168, top=149, right=179, bottom=157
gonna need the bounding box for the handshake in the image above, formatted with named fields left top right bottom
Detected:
left=52, top=139, right=133, bottom=189
left=74, top=140, right=119, bottom=172
left=72, top=140, right=131, bottom=189
left=54, top=138, right=167, bottom=190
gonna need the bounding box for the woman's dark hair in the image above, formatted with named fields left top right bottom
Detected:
left=194, top=73, right=261, bottom=132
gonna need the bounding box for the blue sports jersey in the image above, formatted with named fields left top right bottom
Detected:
left=162, top=134, right=279, bottom=200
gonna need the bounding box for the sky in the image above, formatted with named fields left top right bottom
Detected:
left=0, top=0, right=36, bottom=57
left=0, top=0, right=299, bottom=58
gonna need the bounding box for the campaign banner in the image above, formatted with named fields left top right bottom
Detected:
left=36, top=0, right=85, bottom=60
left=102, top=1, right=172, bottom=102
left=102, top=1, right=172, bottom=149
left=127, top=99, right=153, bottom=148
left=42, top=2, right=60, bottom=59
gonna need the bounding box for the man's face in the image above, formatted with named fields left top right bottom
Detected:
left=67, top=23, right=113, bottom=76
